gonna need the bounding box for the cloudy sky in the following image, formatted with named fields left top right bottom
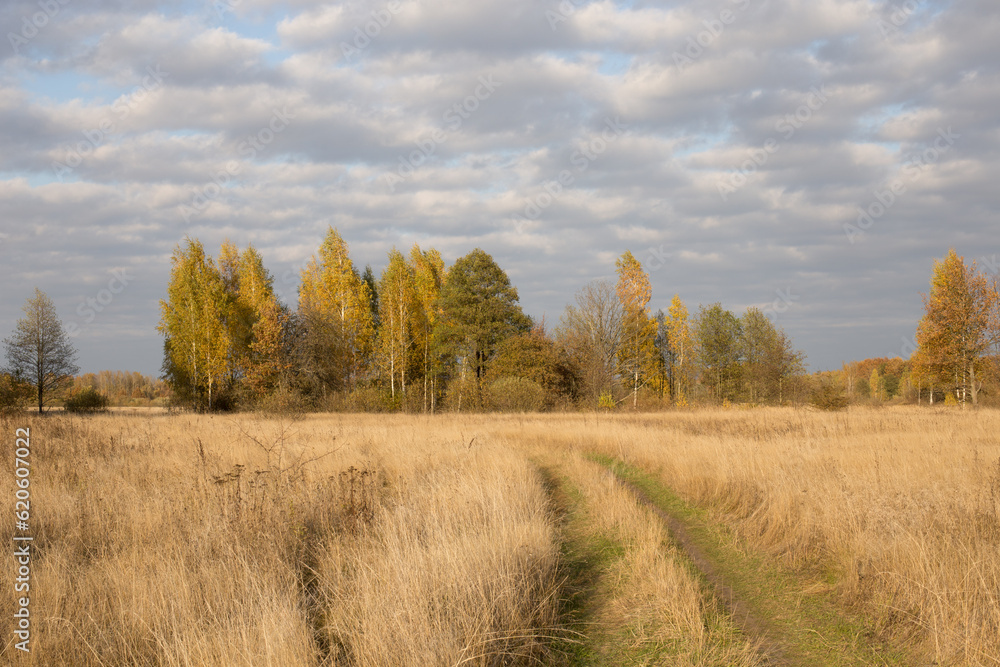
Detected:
left=1, top=0, right=997, bottom=375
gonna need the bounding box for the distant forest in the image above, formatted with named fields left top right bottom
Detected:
left=3, top=238, right=996, bottom=413
left=152, top=231, right=1000, bottom=412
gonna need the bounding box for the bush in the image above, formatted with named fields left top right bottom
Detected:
left=0, top=374, right=32, bottom=414
left=810, top=381, right=848, bottom=411
left=486, top=377, right=546, bottom=412
left=254, top=386, right=308, bottom=416
left=65, top=387, right=110, bottom=414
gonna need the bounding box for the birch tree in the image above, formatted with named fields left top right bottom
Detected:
left=158, top=239, right=231, bottom=410
left=913, top=249, right=996, bottom=406
left=615, top=251, right=656, bottom=408
left=665, top=294, right=694, bottom=405
left=409, top=245, right=445, bottom=411
left=298, top=227, right=374, bottom=390
left=376, top=249, right=418, bottom=399
left=3, top=288, right=79, bottom=412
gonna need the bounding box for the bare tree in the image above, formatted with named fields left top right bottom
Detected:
left=558, top=280, right=622, bottom=403
left=4, top=288, right=79, bottom=413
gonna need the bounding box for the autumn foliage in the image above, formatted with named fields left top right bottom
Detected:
left=157, top=229, right=816, bottom=411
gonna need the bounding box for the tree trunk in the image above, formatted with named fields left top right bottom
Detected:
left=970, top=362, right=979, bottom=407
left=633, top=369, right=638, bottom=408
left=389, top=351, right=395, bottom=399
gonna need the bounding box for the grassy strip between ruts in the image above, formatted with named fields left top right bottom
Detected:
left=590, top=454, right=916, bottom=667
left=535, top=461, right=650, bottom=665
left=534, top=458, right=763, bottom=666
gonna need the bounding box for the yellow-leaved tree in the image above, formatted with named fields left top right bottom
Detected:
left=409, top=245, right=445, bottom=412
left=298, top=227, right=374, bottom=392
left=234, top=245, right=289, bottom=401
left=158, top=238, right=232, bottom=410
left=912, top=248, right=997, bottom=406
left=665, top=294, right=694, bottom=405
left=615, top=250, right=657, bottom=408
left=376, top=248, right=418, bottom=399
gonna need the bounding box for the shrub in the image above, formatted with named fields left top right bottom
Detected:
left=810, top=381, right=848, bottom=411
left=487, top=377, right=546, bottom=412
left=598, top=390, right=616, bottom=411
left=0, top=374, right=32, bottom=414
left=65, top=387, right=110, bottom=414
left=254, top=386, right=308, bottom=416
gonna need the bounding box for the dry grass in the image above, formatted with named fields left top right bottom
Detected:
left=2, top=407, right=998, bottom=666
left=497, top=407, right=1000, bottom=666
left=0, top=414, right=561, bottom=666
left=530, top=445, right=765, bottom=665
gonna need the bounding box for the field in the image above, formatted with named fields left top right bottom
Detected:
left=2, top=408, right=999, bottom=666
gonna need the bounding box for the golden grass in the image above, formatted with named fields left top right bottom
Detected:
left=530, top=446, right=764, bottom=665
left=2, top=414, right=561, bottom=665
left=497, top=407, right=1000, bottom=665
left=2, top=407, right=998, bottom=665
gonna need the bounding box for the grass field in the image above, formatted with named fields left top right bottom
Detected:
left=2, top=408, right=998, bottom=665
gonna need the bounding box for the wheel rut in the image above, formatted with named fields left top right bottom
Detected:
left=614, top=474, right=790, bottom=666
left=597, top=455, right=911, bottom=667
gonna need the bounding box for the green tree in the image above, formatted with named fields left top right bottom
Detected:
left=488, top=326, right=570, bottom=407
left=694, top=303, right=742, bottom=403
left=361, top=265, right=380, bottom=331
left=870, top=367, right=885, bottom=403
left=158, top=239, right=232, bottom=410
left=740, top=308, right=776, bottom=403
left=739, top=308, right=805, bottom=404
left=0, top=373, right=33, bottom=413
left=434, top=248, right=531, bottom=407
left=3, top=288, right=79, bottom=413
left=913, top=249, right=996, bottom=406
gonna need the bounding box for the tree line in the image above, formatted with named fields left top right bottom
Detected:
left=5, top=243, right=994, bottom=413
left=156, top=228, right=806, bottom=412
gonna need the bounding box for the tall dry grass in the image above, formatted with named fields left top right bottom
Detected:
left=0, top=413, right=561, bottom=666
left=497, top=407, right=1000, bottom=665
left=3, top=408, right=998, bottom=666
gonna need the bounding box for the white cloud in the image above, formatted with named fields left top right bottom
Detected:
left=0, top=0, right=997, bottom=374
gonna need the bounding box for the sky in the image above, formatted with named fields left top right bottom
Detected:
left=0, top=0, right=997, bottom=376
